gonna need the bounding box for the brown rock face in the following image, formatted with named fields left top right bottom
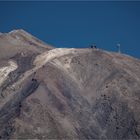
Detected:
left=0, top=30, right=140, bottom=139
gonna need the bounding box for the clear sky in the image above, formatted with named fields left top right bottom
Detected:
left=0, top=1, right=140, bottom=59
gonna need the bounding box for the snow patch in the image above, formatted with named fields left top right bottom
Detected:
left=0, top=60, right=18, bottom=86
left=8, top=48, right=89, bottom=89
left=34, top=48, right=79, bottom=66
left=15, top=35, right=20, bottom=40
left=9, top=30, right=19, bottom=34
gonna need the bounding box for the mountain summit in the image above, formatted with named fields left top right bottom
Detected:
left=0, top=30, right=140, bottom=139
left=0, top=29, right=53, bottom=60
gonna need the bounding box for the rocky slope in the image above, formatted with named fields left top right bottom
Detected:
left=0, top=30, right=140, bottom=139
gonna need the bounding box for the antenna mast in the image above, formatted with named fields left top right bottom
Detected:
left=117, top=43, right=121, bottom=53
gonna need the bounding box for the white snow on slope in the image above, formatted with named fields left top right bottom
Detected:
left=0, top=61, right=18, bottom=86
left=34, top=48, right=79, bottom=66
left=0, top=48, right=89, bottom=107
left=14, top=48, right=89, bottom=86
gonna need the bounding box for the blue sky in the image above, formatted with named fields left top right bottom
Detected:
left=0, top=1, right=140, bottom=59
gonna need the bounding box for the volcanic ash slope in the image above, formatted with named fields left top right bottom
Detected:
left=0, top=30, right=140, bottom=139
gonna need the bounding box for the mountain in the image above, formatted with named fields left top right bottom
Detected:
left=0, top=29, right=140, bottom=139
left=0, top=29, right=53, bottom=60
